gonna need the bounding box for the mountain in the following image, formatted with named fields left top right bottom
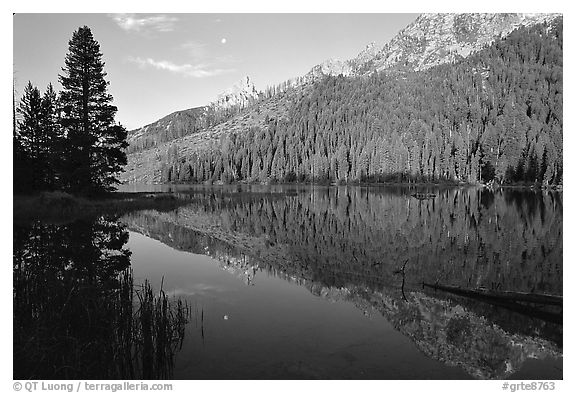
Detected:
left=364, top=13, right=561, bottom=72
left=214, top=76, right=259, bottom=109
left=126, top=107, right=208, bottom=153
left=120, top=13, right=563, bottom=185
left=122, top=85, right=298, bottom=183
left=304, top=13, right=561, bottom=80
left=303, top=58, right=352, bottom=82
left=126, top=76, right=261, bottom=154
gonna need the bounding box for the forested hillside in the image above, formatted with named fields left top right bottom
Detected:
left=126, top=107, right=207, bottom=153
left=127, top=76, right=263, bottom=154
left=158, top=19, right=562, bottom=186
left=126, top=100, right=259, bottom=154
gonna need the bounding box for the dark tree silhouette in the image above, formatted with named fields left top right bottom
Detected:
left=39, top=83, right=62, bottom=189
left=15, top=82, right=45, bottom=191
left=59, top=26, right=127, bottom=193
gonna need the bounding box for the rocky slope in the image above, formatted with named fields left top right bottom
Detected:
left=121, top=86, right=301, bottom=183
left=126, top=76, right=261, bottom=155
left=214, top=75, right=259, bottom=109
left=362, top=13, right=561, bottom=73
left=126, top=106, right=208, bottom=153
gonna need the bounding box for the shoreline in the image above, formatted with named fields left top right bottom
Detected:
left=13, top=191, right=189, bottom=224
left=121, top=180, right=563, bottom=192
left=14, top=181, right=563, bottom=223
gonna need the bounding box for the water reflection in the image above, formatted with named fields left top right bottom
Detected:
left=13, top=185, right=562, bottom=379
left=121, top=185, right=562, bottom=379
left=13, top=216, right=190, bottom=380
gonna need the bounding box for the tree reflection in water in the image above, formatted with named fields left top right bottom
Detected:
left=13, top=216, right=191, bottom=379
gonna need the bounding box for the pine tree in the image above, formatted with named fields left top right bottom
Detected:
left=59, top=26, right=127, bottom=193
left=15, top=82, right=44, bottom=191
left=39, top=83, right=62, bottom=189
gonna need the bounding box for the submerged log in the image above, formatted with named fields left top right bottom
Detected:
left=422, top=282, right=562, bottom=306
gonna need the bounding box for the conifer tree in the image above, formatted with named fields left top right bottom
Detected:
left=59, top=26, right=127, bottom=193
left=15, top=82, right=44, bottom=191
left=39, top=83, right=62, bottom=189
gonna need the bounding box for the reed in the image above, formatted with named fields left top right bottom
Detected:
left=14, top=266, right=191, bottom=379
left=133, top=278, right=191, bottom=379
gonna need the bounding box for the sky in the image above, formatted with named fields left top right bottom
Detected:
left=13, top=13, right=418, bottom=130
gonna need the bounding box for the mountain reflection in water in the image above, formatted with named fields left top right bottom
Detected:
left=121, top=185, right=562, bottom=379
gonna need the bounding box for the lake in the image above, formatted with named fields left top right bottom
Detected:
left=13, top=185, right=563, bottom=379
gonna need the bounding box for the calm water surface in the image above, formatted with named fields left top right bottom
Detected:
left=14, top=185, right=563, bottom=379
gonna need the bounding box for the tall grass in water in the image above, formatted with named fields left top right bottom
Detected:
left=13, top=218, right=191, bottom=379
left=14, top=266, right=191, bottom=379
left=133, top=278, right=191, bottom=379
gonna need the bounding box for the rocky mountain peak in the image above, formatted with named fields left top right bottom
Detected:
left=304, top=58, right=352, bottom=83
left=367, top=13, right=562, bottom=72
left=356, top=41, right=382, bottom=61
left=302, top=13, right=561, bottom=81
left=214, top=75, right=259, bottom=109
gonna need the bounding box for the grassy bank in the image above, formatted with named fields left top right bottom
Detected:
left=13, top=191, right=189, bottom=223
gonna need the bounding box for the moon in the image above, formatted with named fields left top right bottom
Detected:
left=221, top=38, right=227, bottom=44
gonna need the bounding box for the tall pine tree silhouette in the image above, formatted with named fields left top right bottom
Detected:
left=15, top=82, right=43, bottom=192
left=59, top=26, right=127, bottom=193
left=39, top=83, right=62, bottom=190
